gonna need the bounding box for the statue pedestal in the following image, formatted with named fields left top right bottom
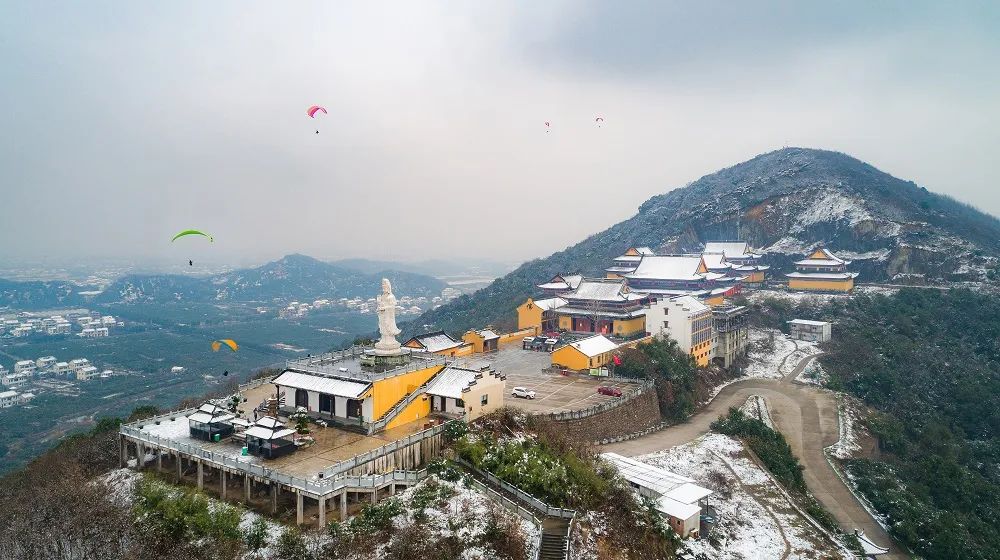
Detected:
left=361, top=347, right=411, bottom=370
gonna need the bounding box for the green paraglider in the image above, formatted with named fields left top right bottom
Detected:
left=171, top=230, right=214, bottom=243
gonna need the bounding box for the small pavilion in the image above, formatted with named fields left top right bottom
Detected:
left=244, top=416, right=297, bottom=459
left=187, top=403, right=236, bottom=442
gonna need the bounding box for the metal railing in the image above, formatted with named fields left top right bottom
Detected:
left=122, top=416, right=453, bottom=497
left=466, top=476, right=543, bottom=560
left=284, top=347, right=449, bottom=383
left=321, top=421, right=453, bottom=478
left=538, top=378, right=654, bottom=422
left=457, top=459, right=575, bottom=519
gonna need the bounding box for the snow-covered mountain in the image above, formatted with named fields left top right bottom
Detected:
left=413, top=147, right=1000, bottom=335
left=93, top=254, right=446, bottom=304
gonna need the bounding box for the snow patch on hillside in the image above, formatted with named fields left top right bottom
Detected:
left=791, top=190, right=874, bottom=233
left=639, top=434, right=847, bottom=560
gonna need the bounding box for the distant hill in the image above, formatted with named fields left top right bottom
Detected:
left=412, top=147, right=1000, bottom=336
left=0, top=254, right=445, bottom=307
left=0, top=278, right=88, bottom=309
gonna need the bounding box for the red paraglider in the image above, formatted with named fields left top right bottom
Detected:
left=307, top=105, right=327, bottom=118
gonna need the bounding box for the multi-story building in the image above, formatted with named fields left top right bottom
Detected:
left=14, top=360, right=36, bottom=375
left=711, top=305, right=750, bottom=368
left=52, top=362, right=71, bottom=375
left=76, top=366, right=100, bottom=381
left=622, top=255, right=740, bottom=305
left=788, top=319, right=832, bottom=342
left=0, top=390, right=19, bottom=408
left=605, top=247, right=657, bottom=278
left=69, top=358, right=90, bottom=371
left=36, top=356, right=57, bottom=370
left=645, top=295, right=715, bottom=367
left=536, top=273, right=583, bottom=297
left=786, top=247, right=858, bottom=292
left=544, top=278, right=650, bottom=338
left=2, top=372, right=30, bottom=388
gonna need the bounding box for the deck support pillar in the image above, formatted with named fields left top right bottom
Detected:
left=340, top=491, right=347, bottom=520
left=390, top=482, right=396, bottom=496
left=176, top=454, right=183, bottom=481
left=371, top=490, right=377, bottom=505
left=244, top=475, right=251, bottom=503
left=119, top=435, right=127, bottom=468
left=136, top=443, right=144, bottom=469
left=271, top=484, right=278, bottom=513
left=196, top=460, right=204, bottom=490
left=296, top=492, right=304, bottom=525
left=318, top=497, right=327, bottom=528
left=156, top=449, right=163, bottom=472
left=221, top=470, right=227, bottom=500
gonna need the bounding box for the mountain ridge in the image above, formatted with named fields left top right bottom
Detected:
left=410, top=147, right=1000, bottom=336
left=0, top=254, right=447, bottom=308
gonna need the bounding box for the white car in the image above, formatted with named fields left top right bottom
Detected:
left=511, top=386, right=536, bottom=399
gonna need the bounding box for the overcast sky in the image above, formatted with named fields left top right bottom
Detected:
left=2, top=1, right=998, bottom=266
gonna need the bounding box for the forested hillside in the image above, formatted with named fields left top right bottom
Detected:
left=764, top=289, right=1000, bottom=559
left=413, top=148, right=1000, bottom=337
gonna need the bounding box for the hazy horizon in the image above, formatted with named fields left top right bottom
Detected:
left=3, top=2, right=998, bottom=264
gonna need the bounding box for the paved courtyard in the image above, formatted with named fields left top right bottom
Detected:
left=472, top=346, right=637, bottom=414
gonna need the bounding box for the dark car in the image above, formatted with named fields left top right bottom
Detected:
left=597, top=386, right=622, bottom=397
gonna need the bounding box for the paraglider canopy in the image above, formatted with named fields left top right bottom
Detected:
left=172, top=230, right=213, bottom=243
left=211, top=339, right=239, bottom=352
left=307, top=105, right=327, bottom=118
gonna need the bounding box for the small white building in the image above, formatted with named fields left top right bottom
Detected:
left=787, top=319, right=832, bottom=343
left=170, top=366, right=186, bottom=374
left=424, top=364, right=505, bottom=421
left=0, top=390, right=18, bottom=408
left=36, top=356, right=57, bottom=369
left=52, top=362, right=71, bottom=375
left=76, top=366, right=100, bottom=381
left=14, top=360, right=36, bottom=374
left=19, top=392, right=36, bottom=404
left=69, top=358, right=90, bottom=371
left=2, top=372, right=30, bottom=388
left=602, top=452, right=714, bottom=539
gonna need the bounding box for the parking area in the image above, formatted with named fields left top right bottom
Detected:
left=472, top=346, right=637, bottom=414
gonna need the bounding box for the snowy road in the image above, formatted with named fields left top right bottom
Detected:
left=604, top=350, right=907, bottom=559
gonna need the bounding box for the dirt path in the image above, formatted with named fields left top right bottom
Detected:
left=603, top=352, right=906, bottom=559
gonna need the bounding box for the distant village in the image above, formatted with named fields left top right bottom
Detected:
left=0, top=354, right=122, bottom=409
left=0, top=309, right=124, bottom=339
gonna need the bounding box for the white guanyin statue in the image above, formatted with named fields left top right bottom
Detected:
left=374, top=278, right=403, bottom=355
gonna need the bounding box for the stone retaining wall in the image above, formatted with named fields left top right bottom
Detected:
left=546, top=388, right=662, bottom=443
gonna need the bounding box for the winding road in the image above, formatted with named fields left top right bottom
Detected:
left=604, top=349, right=906, bottom=559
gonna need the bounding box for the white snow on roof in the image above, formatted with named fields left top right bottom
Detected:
left=568, top=335, right=619, bottom=357
left=625, top=256, right=724, bottom=281
left=562, top=279, right=645, bottom=302
left=425, top=366, right=481, bottom=399
left=408, top=331, right=461, bottom=353
left=0, top=390, right=17, bottom=399
left=700, top=253, right=732, bottom=270
left=244, top=416, right=296, bottom=440
left=602, top=452, right=712, bottom=502
left=670, top=295, right=710, bottom=314
left=655, top=496, right=701, bottom=520
left=478, top=329, right=499, bottom=340
left=786, top=272, right=858, bottom=280
left=272, top=370, right=370, bottom=398
left=533, top=297, right=567, bottom=311
left=703, top=242, right=750, bottom=258
left=787, top=319, right=830, bottom=326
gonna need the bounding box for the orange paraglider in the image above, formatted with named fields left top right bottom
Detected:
left=211, top=339, right=239, bottom=352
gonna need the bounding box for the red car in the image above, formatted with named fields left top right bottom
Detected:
left=597, top=386, right=622, bottom=397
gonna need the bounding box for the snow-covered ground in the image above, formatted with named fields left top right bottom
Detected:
left=639, top=435, right=848, bottom=560
left=795, top=359, right=826, bottom=386
left=826, top=398, right=868, bottom=461
left=748, top=289, right=850, bottom=305
left=738, top=395, right=774, bottom=429
left=382, top=476, right=540, bottom=560
left=705, top=330, right=815, bottom=402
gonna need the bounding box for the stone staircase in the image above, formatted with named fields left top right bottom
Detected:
left=539, top=517, right=571, bottom=560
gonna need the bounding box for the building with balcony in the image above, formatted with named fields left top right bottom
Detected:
left=712, top=305, right=750, bottom=368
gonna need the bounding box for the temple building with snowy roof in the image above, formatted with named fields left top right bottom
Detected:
left=786, top=247, right=858, bottom=292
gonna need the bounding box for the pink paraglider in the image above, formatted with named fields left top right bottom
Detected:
left=307, top=105, right=327, bottom=118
